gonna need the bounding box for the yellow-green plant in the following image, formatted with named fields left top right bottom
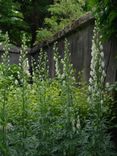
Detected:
left=0, top=32, right=10, bottom=156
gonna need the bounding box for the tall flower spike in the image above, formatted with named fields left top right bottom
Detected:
left=88, top=19, right=106, bottom=110
left=53, top=42, right=62, bottom=79
left=35, top=48, right=49, bottom=81
left=61, top=39, right=75, bottom=85
left=84, top=18, right=116, bottom=156
left=2, top=32, right=10, bottom=67
left=0, top=32, right=10, bottom=156
left=19, top=34, right=29, bottom=81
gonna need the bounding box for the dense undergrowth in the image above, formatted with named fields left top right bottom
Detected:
left=0, top=31, right=116, bottom=156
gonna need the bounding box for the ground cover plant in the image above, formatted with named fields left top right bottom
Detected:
left=0, top=30, right=116, bottom=156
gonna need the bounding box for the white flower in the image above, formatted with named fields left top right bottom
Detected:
left=90, top=71, right=94, bottom=77
left=62, top=80, right=66, bottom=86
left=102, top=70, right=106, bottom=77
left=15, top=80, right=18, bottom=85
left=89, top=77, right=93, bottom=84
left=90, top=63, right=94, bottom=70
left=100, top=100, right=103, bottom=104
left=101, top=76, right=104, bottom=83
left=99, top=67, right=102, bottom=73
left=88, top=22, right=106, bottom=121
left=87, top=96, right=90, bottom=103
left=53, top=56, right=56, bottom=60
left=6, top=123, right=14, bottom=131
left=88, top=85, right=92, bottom=92
left=100, top=52, right=104, bottom=57
left=106, top=82, right=110, bottom=88
left=76, top=116, right=80, bottom=129
left=72, top=119, right=75, bottom=132
left=101, top=61, right=105, bottom=68
left=100, top=45, right=103, bottom=51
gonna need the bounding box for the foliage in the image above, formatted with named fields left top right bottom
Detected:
left=87, top=0, right=117, bottom=39
left=36, top=28, right=53, bottom=43
left=36, top=0, right=86, bottom=43
left=0, top=33, right=88, bottom=156
left=0, top=0, right=29, bottom=45
left=105, top=82, right=117, bottom=149
left=0, top=33, right=116, bottom=155
left=0, top=32, right=10, bottom=156
left=0, top=0, right=53, bottom=46
left=47, top=0, right=84, bottom=20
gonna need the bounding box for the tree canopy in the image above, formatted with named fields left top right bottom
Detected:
left=0, top=0, right=117, bottom=46
left=0, top=0, right=53, bottom=46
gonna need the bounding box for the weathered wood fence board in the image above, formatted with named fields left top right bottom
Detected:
left=0, top=45, right=20, bottom=64
left=104, top=38, right=117, bottom=82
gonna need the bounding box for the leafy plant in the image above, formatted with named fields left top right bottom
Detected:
left=0, top=33, right=116, bottom=155
left=79, top=17, right=116, bottom=156
left=87, top=0, right=117, bottom=39
left=0, top=33, right=11, bottom=156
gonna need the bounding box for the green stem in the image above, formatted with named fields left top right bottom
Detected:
left=2, top=87, right=8, bottom=156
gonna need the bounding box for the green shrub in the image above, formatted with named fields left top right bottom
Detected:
left=0, top=33, right=116, bottom=156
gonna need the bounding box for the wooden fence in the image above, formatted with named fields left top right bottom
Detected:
left=0, top=12, right=117, bottom=83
